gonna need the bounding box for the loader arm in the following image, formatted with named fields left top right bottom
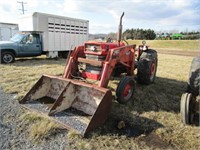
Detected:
left=63, top=46, right=85, bottom=79
left=99, top=45, right=136, bottom=87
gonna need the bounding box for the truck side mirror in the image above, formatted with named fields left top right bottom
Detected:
left=21, top=40, right=26, bottom=44
left=142, top=40, right=146, bottom=45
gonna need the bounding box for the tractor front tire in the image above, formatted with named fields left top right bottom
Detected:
left=180, top=93, right=195, bottom=125
left=1, top=51, right=15, bottom=64
left=116, top=76, right=135, bottom=104
left=137, top=49, right=158, bottom=84
left=188, top=56, right=200, bottom=96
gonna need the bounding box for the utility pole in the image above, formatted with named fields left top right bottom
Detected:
left=17, top=1, right=27, bottom=14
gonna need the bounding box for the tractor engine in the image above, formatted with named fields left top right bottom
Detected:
left=82, top=42, right=125, bottom=80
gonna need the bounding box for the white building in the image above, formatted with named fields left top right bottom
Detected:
left=0, top=23, right=19, bottom=41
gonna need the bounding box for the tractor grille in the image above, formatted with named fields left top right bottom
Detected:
left=86, top=54, right=106, bottom=61
left=84, top=44, right=105, bottom=78
left=85, top=65, right=102, bottom=74
left=85, top=44, right=101, bottom=52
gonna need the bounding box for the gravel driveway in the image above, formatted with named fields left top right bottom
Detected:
left=0, top=87, right=68, bottom=150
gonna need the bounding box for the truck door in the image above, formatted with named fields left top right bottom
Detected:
left=18, top=34, right=42, bottom=56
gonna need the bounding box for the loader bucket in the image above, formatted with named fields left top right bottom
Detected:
left=19, top=75, right=112, bottom=136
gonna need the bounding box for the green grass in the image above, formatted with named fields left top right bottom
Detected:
left=0, top=56, right=66, bottom=99
left=0, top=52, right=199, bottom=149
left=127, top=40, right=200, bottom=51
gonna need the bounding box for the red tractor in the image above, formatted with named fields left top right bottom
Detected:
left=20, top=12, right=158, bottom=136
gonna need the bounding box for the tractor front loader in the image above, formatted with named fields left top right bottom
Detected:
left=19, top=12, right=158, bottom=136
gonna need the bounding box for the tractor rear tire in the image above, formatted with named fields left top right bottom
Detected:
left=137, top=49, right=158, bottom=84
left=180, top=93, right=195, bottom=125
left=116, top=76, right=135, bottom=104
left=187, top=56, right=200, bottom=96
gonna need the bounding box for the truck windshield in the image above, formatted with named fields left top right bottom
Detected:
left=10, top=34, right=25, bottom=42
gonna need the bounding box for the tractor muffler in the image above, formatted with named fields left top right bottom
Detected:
left=19, top=75, right=112, bottom=136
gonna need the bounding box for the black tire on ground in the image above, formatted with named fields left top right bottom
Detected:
left=116, top=76, right=135, bottom=104
left=137, top=49, right=158, bottom=84
left=1, top=51, right=15, bottom=63
left=187, top=56, right=200, bottom=96
left=62, top=52, right=69, bottom=59
left=180, top=93, right=195, bottom=125
left=58, top=51, right=69, bottom=58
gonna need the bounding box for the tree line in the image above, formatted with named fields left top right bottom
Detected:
left=104, top=30, right=199, bottom=41
left=123, top=28, right=156, bottom=40
left=106, top=28, right=156, bottom=40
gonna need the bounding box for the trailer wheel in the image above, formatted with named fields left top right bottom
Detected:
left=137, top=49, right=157, bottom=84
left=58, top=51, right=69, bottom=58
left=1, top=51, right=15, bottom=63
left=180, top=93, right=195, bottom=125
left=62, top=52, right=69, bottom=58
left=116, top=76, right=135, bottom=104
left=187, top=56, right=200, bottom=96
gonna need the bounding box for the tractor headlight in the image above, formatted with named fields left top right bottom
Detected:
left=143, top=46, right=147, bottom=50
left=90, top=46, right=97, bottom=52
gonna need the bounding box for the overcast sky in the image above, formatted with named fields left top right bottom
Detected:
left=0, top=0, right=199, bottom=34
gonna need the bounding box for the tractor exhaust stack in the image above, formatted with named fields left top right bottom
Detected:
left=117, top=12, right=124, bottom=46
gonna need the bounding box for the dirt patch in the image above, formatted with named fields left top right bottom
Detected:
left=156, top=49, right=199, bottom=57
left=138, top=132, right=174, bottom=149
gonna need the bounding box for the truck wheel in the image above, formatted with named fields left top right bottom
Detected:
left=116, top=76, right=135, bottom=104
left=187, top=56, right=200, bottom=96
left=1, top=51, right=15, bottom=63
left=180, top=93, right=195, bottom=125
left=137, top=49, right=158, bottom=84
